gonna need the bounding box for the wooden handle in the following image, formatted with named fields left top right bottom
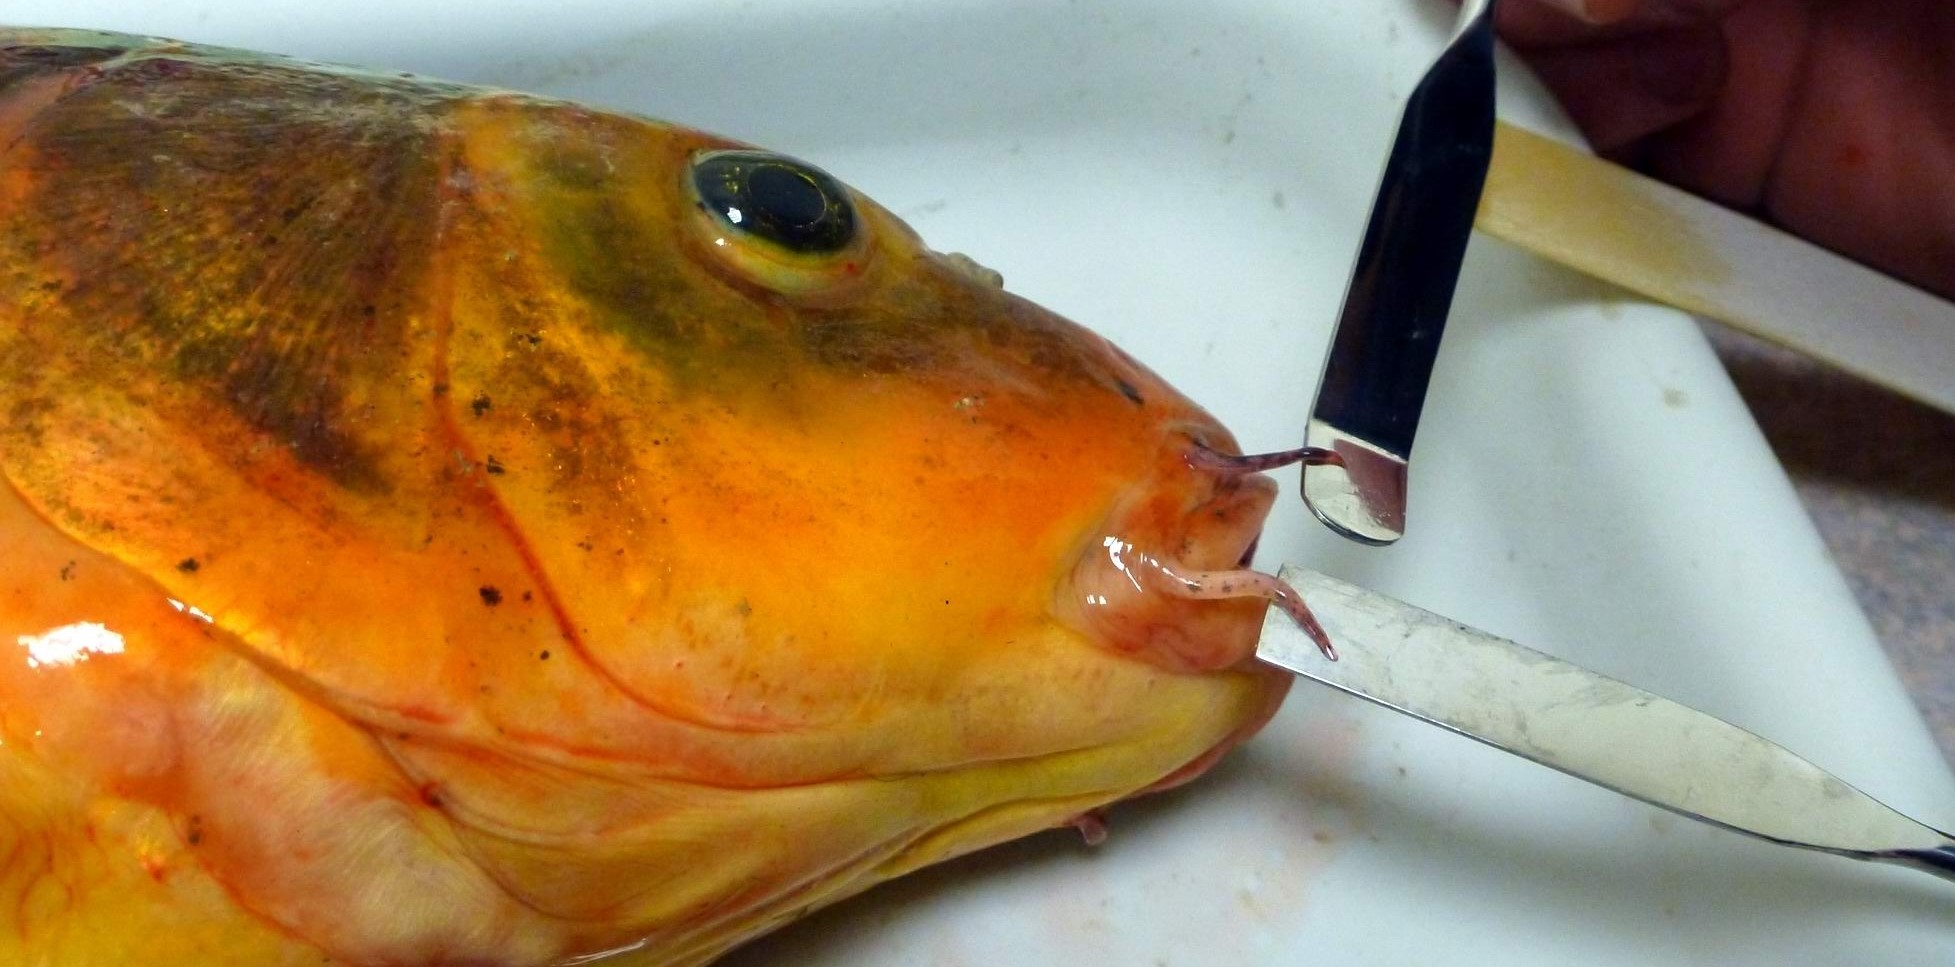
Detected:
left=1477, top=122, right=1955, bottom=415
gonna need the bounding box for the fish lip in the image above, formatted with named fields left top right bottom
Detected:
left=1053, top=436, right=1281, bottom=674
left=1160, top=420, right=1280, bottom=569
left=1200, top=473, right=1279, bottom=567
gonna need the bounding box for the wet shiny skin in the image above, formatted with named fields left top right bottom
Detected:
left=0, top=29, right=1290, bottom=967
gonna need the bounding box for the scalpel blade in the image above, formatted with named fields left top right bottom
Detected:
left=1257, top=565, right=1955, bottom=883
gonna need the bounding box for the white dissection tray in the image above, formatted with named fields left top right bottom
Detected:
left=32, top=1, right=1955, bottom=963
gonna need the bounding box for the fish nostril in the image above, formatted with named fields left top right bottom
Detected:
left=1236, top=536, right=1260, bottom=569
left=939, top=251, right=1004, bottom=289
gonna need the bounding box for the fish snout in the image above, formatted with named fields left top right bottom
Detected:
left=1056, top=428, right=1287, bottom=674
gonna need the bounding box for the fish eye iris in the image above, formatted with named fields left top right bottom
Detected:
left=692, top=151, right=855, bottom=255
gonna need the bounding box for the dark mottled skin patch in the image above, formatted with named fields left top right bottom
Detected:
left=506, top=103, right=1128, bottom=408
left=797, top=313, right=941, bottom=374
left=797, top=270, right=1122, bottom=404
left=0, top=41, right=127, bottom=90
left=2, top=29, right=1155, bottom=535
left=0, top=40, right=457, bottom=490
left=480, top=317, right=643, bottom=500
left=515, top=121, right=788, bottom=391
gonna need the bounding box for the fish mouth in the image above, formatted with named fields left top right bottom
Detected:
left=1054, top=426, right=1324, bottom=674
left=1047, top=424, right=1314, bottom=801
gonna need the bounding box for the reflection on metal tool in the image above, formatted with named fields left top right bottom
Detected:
left=1258, top=565, right=1955, bottom=885
left=1302, top=0, right=1498, bottom=545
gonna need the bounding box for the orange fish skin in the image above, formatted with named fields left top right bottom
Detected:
left=0, top=28, right=1290, bottom=967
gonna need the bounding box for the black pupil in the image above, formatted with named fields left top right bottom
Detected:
left=748, top=165, right=827, bottom=228
left=694, top=152, right=855, bottom=255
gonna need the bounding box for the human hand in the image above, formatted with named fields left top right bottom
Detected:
left=1492, top=0, right=1955, bottom=300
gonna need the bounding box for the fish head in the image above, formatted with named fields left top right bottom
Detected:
left=461, top=107, right=1298, bottom=773
left=0, top=35, right=1301, bottom=963
left=432, top=101, right=1303, bottom=837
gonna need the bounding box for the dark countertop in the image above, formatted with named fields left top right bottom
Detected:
left=1706, top=323, right=1955, bottom=770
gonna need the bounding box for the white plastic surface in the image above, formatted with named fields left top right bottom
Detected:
left=23, top=1, right=1955, bottom=963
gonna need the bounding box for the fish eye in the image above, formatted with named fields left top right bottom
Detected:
left=691, top=150, right=857, bottom=255
left=686, top=150, right=877, bottom=298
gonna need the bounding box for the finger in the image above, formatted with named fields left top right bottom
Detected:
left=1642, top=0, right=1815, bottom=209
left=1522, top=27, right=1728, bottom=151
left=1757, top=0, right=1955, bottom=298
left=1497, top=0, right=1738, bottom=46
left=1495, top=1, right=1633, bottom=45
